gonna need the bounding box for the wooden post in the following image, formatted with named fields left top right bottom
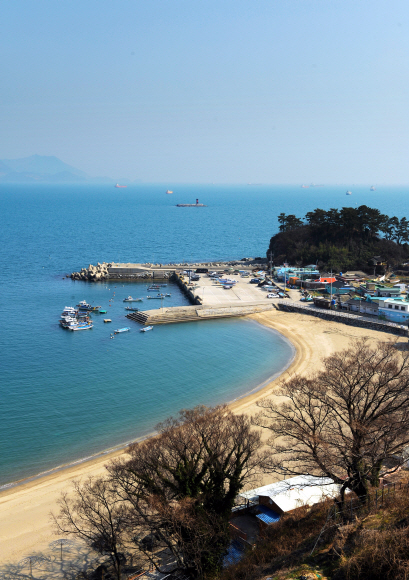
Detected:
left=375, top=489, right=378, bottom=511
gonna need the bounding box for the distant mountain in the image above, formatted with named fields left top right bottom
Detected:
left=0, top=155, right=136, bottom=184
left=0, top=154, right=91, bottom=183
left=1, top=154, right=87, bottom=177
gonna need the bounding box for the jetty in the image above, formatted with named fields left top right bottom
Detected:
left=127, top=303, right=275, bottom=325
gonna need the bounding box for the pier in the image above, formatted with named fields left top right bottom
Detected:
left=126, top=303, right=276, bottom=325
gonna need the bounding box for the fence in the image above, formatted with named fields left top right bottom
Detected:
left=310, top=481, right=409, bottom=555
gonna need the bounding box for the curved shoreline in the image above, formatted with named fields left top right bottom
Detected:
left=0, top=318, right=295, bottom=494
left=0, top=309, right=399, bottom=566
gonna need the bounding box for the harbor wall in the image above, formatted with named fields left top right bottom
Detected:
left=277, top=301, right=408, bottom=337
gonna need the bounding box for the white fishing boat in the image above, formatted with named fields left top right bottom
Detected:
left=61, top=306, right=77, bottom=316
left=346, top=190, right=352, bottom=195
left=123, top=296, right=143, bottom=302
left=140, top=326, right=153, bottom=332
left=60, top=316, right=78, bottom=327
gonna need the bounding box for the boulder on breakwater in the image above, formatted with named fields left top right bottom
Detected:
left=71, top=262, right=112, bottom=281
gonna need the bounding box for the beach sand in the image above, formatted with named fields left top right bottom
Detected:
left=0, top=309, right=404, bottom=568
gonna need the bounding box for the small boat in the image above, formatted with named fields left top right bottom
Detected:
left=60, top=316, right=78, bottom=327
left=89, top=305, right=102, bottom=311
left=61, top=306, right=77, bottom=316
left=165, top=293, right=171, bottom=297
left=147, top=296, right=162, bottom=299
left=370, top=185, right=376, bottom=191
left=69, top=323, right=93, bottom=331
left=113, top=327, right=130, bottom=334
left=77, top=300, right=93, bottom=310
left=147, top=286, right=161, bottom=291
left=346, top=190, right=352, bottom=195
left=140, top=326, right=153, bottom=332
left=103, top=319, right=112, bottom=323
left=99, top=310, right=107, bottom=314
left=125, top=306, right=139, bottom=311
left=123, top=296, right=143, bottom=302
left=115, top=183, right=127, bottom=188
left=166, top=190, right=173, bottom=194
left=159, top=284, right=168, bottom=287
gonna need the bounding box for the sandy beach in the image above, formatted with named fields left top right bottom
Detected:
left=0, top=309, right=404, bottom=570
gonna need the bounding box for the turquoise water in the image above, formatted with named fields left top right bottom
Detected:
left=0, top=183, right=408, bottom=487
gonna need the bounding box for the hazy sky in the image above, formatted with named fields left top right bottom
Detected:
left=2, top=0, right=409, bottom=183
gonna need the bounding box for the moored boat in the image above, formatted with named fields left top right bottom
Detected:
left=113, top=327, right=131, bottom=334
left=140, top=326, right=153, bottom=332
left=123, top=296, right=143, bottom=302
left=125, top=306, right=139, bottom=311
left=77, top=300, right=93, bottom=310
left=69, top=322, right=93, bottom=331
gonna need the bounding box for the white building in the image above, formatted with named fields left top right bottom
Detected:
left=240, top=475, right=340, bottom=515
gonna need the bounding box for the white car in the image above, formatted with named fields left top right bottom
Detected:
left=267, top=293, right=279, bottom=298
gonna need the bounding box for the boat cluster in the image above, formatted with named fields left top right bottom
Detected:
left=59, top=301, right=101, bottom=331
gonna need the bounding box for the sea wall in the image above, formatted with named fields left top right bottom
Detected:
left=277, top=301, right=408, bottom=337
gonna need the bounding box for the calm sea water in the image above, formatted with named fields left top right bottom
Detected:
left=0, top=183, right=407, bottom=487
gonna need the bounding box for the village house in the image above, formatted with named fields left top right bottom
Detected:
left=375, top=285, right=402, bottom=298
left=378, top=299, right=409, bottom=323
left=341, top=297, right=379, bottom=316
left=325, top=280, right=354, bottom=295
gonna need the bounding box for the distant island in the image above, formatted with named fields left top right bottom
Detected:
left=0, top=154, right=135, bottom=184
left=267, top=205, right=409, bottom=273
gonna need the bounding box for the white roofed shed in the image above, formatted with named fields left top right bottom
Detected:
left=240, top=475, right=340, bottom=515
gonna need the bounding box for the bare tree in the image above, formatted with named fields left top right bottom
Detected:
left=52, top=476, right=130, bottom=580
left=255, top=339, right=409, bottom=505
left=109, top=405, right=262, bottom=578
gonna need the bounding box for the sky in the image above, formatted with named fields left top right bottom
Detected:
left=1, top=0, right=409, bottom=183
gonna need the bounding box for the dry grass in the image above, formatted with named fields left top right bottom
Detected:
left=217, top=482, right=409, bottom=580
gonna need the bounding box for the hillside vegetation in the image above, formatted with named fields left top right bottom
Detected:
left=217, top=479, right=409, bottom=580
left=267, top=206, right=409, bottom=272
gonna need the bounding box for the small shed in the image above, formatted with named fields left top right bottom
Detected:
left=240, top=475, right=340, bottom=518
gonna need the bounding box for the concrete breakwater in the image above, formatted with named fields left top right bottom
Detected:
left=70, top=259, right=266, bottom=281
left=70, top=262, right=173, bottom=281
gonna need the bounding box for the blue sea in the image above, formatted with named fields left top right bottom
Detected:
left=0, top=183, right=408, bottom=487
